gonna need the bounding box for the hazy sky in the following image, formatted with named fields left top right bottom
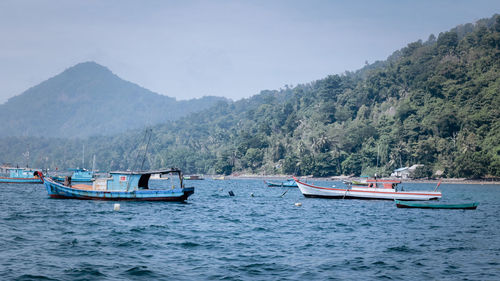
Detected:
left=0, top=1, right=498, bottom=103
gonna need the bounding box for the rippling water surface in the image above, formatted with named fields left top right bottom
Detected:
left=1, top=179, right=499, bottom=280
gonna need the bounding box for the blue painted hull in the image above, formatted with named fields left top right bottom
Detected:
left=0, top=177, right=43, bottom=184
left=44, top=178, right=194, bottom=201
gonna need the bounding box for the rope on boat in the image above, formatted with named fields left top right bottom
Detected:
left=342, top=182, right=352, bottom=199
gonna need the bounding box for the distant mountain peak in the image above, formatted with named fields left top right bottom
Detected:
left=62, top=61, right=114, bottom=78
left=70, top=61, right=108, bottom=70
left=0, top=61, right=227, bottom=138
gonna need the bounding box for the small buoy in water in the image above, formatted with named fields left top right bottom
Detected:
left=250, top=193, right=254, bottom=197
left=228, top=190, right=235, bottom=196
left=114, top=203, right=120, bottom=211
left=295, top=202, right=302, bottom=207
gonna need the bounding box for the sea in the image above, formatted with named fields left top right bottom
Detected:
left=1, top=179, right=499, bottom=280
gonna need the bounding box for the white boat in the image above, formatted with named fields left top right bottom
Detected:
left=293, top=177, right=441, bottom=201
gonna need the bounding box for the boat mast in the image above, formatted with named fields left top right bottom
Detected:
left=23, top=145, right=30, bottom=168
left=376, top=144, right=379, bottom=176
left=140, top=129, right=152, bottom=170
left=82, top=144, right=85, bottom=169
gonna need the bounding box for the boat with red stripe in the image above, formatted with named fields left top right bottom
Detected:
left=293, top=177, right=441, bottom=201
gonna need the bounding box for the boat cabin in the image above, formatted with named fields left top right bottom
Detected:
left=92, top=168, right=184, bottom=191
left=365, top=179, right=401, bottom=189
left=69, top=168, right=94, bottom=180
left=7, top=168, right=40, bottom=178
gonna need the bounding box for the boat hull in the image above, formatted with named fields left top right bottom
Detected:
left=395, top=200, right=478, bottom=209
left=0, top=177, right=43, bottom=184
left=264, top=180, right=298, bottom=187
left=294, top=178, right=441, bottom=201
left=44, top=178, right=194, bottom=202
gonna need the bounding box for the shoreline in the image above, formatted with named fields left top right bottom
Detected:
left=218, top=174, right=500, bottom=185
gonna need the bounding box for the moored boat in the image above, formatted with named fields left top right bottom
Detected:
left=395, top=200, right=478, bottom=209
left=264, top=179, right=298, bottom=187
left=0, top=168, right=43, bottom=184
left=52, top=168, right=94, bottom=183
left=183, top=175, right=204, bottom=180
left=293, top=177, right=441, bottom=200
left=41, top=168, right=194, bottom=201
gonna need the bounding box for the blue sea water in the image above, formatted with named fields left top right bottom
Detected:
left=0, top=179, right=499, bottom=280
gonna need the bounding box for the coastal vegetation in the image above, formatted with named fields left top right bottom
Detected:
left=1, top=15, right=499, bottom=179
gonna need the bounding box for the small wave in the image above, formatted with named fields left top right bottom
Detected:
left=180, top=241, right=201, bottom=248
left=438, top=246, right=475, bottom=253
left=384, top=245, right=419, bottom=254
left=115, top=240, right=143, bottom=248
left=252, top=226, right=267, bottom=231
left=15, top=274, right=58, bottom=281
left=123, top=265, right=161, bottom=278
left=13, top=236, right=28, bottom=242
left=64, top=266, right=106, bottom=279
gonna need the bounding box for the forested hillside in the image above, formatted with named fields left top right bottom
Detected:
left=1, top=15, right=499, bottom=179
left=0, top=62, right=226, bottom=138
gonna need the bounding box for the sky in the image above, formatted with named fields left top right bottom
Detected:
left=0, top=0, right=499, bottom=103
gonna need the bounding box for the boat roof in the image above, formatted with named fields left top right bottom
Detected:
left=109, top=168, right=182, bottom=175
left=7, top=167, right=40, bottom=171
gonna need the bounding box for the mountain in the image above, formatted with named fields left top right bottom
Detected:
left=0, top=62, right=226, bottom=138
left=1, top=15, right=499, bottom=179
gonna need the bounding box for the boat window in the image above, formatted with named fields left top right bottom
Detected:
left=138, top=174, right=150, bottom=189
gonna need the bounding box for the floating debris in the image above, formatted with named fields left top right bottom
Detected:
left=228, top=190, right=235, bottom=196
left=294, top=202, right=302, bottom=207
left=114, top=203, right=120, bottom=211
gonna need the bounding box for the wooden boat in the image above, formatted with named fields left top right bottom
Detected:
left=41, top=168, right=194, bottom=201
left=0, top=168, right=43, bottom=184
left=395, top=200, right=479, bottom=209
left=51, top=168, right=94, bottom=183
left=264, top=179, right=298, bottom=187
left=293, top=177, right=441, bottom=200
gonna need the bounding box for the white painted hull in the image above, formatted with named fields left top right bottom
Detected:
left=294, top=178, right=441, bottom=201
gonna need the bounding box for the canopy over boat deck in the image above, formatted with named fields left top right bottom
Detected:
left=106, top=168, right=184, bottom=190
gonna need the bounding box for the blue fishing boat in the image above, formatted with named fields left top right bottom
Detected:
left=52, top=168, right=94, bottom=183
left=264, top=179, right=298, bottom=187
left=0, top=168, right=43, bottom=184
left=41, top=168, right=194, bottom=201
